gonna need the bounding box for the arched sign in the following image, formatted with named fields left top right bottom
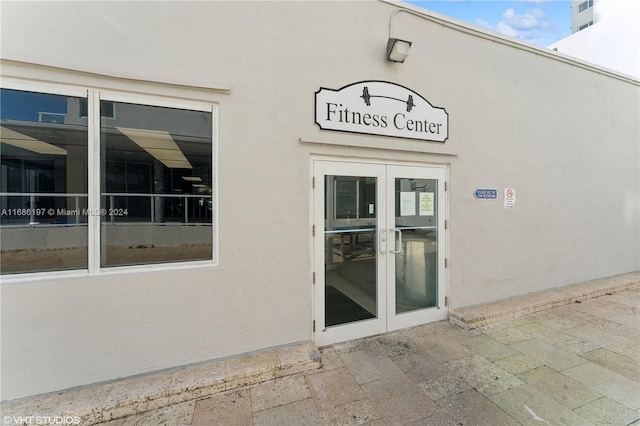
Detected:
left=315, top=81, right=448, bottom=143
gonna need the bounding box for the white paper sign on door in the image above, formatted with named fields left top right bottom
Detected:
left=400, top=192, right=416, bottom=216
left=419, top=192, right=434, bottom=216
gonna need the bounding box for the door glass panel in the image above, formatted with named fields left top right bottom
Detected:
left=324, top=175, right=377, bottom=327
left=394, top=178, right=437, bottom=314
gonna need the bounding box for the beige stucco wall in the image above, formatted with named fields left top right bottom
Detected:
left=1, top=1, right=638, bottom=400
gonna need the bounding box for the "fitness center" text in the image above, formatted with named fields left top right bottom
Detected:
left=325, top=102, right=442, bottom=135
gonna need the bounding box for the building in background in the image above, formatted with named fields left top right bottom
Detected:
left=552, top=0, right=639, bottom=78
left=571, top=0, right=596, bottom=33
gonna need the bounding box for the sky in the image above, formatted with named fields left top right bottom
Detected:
left=405, top=1, right=572, bottom=47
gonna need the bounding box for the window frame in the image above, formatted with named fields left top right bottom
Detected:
left=578, top=0, right=593, bottom=13
left=578, top=21, right=593, bottom=31
left=1, top=81, right=219, bottom=280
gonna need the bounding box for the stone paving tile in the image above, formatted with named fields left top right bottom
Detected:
left=191, top=389, right=252, bottom=426
left=488, top=384, right=595, bottom=426
left=412, top=333, right=473, bottom=363
left=610, top=312, right=640, bottom=329
left=370, top=332, right=416, bottom=358
left=418, top=373, right=473, bottom=401
left=332, top=339, right=362, bottom=354
left=29, top=384, right=114, bottom=424
left=400, top=323, right=437, bottom=339
left=394, top=351, right=451, bottom=384
left=625, top=335, right=640, bottom=347
left=103, top=373, right=172, bottom=406
left=168, top=361, right=225, bottom=403
left=361, top=374, right=440, bottom=425
left=555, top=335, right=602, bottom=355
left=563, top=323, right=631, bottom=349
left=566, top=311, right=640, bottom=339
left=405, top=410, right=457, bottom=426
left=516, top=366, right=601, bottom=410
left=445, top=354, right=523, bottom=397
left=478, top=324, right=536, bottom=345
left=316, top=399, right=381, bottom=425
left=458, top=334, right=518, bottom=362
left=276, top=342, right=315, bottom=367
left=514, top=321, right=575, bottom=345
left=100, top=400, right=195, bottom=426
left=547, top=304, right=584, bottom=318
left=430, top=320, right=481, bottom=340
left=602, top=298, right=640, bottom=315
left=316, top=347, right=345, bottom=371
left=491, top=317, right=539, bottom=329
left=332, top=335, right=395, bottom=356
left=563, top=362, right=640, bottom=410
left=571, top=299, right=628, bottom=321
left=528, top=310, right=585, bottom=330
left=603, top=293, right=640, bottom=309
left=492, top=353, right=542, bottom=375
left=338, top=349, right=403, bottom=385
left=580, top=347, right=640, bottom=382
left=593, top=319, right=640, bottom=340
left=574, top=396, right=640, bottom=426
left=0, top=395, right=49, bottom=420
left=436, top=389, right=519, bottom=426
left=613, top=343, right=640, bottom=360
left=250, top=374, right=311, bottom=412
left=305, top=367, right=365, bottom=411
left=100, top=373, right=173, bottom=422
left=225, top=351, right=279, bottom=389
left=253, top=398, right=322, bottom=426
left=509, top=338, right=587, bottom=371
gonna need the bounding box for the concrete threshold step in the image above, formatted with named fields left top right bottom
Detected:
left=1, top=342, right=321, bottom=425
left=450, top=271, right=640, bottom=329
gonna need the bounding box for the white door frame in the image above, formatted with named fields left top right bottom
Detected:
left=312, top=158, right=448, bottom=347
left=385, top=164, right=448, bottom=332
left=313, top=160, right=387, bottom=347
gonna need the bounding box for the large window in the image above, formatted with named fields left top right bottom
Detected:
left=100, top=101, right=213, bottom=267
left=0, top=89, right=89, bottom=274
left=1, top=87, right=215, bottom=275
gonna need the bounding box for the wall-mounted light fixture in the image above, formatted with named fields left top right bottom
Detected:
left=386, top=37, right=412, bottom=63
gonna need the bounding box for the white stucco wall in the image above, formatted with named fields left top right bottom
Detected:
left=1, top=1, right=638, bottom=400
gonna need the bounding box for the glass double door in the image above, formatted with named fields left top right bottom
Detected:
left=313, top=160, right=447, bottom=346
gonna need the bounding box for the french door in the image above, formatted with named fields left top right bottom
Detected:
left=313, top=160, right=447, bottom=346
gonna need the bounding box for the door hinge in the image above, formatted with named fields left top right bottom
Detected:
left=444, top=220, right=448, bottom=230
left=312, top=225, right=315, bottom=237
left=312, top=177, right=315, bottom=189
left=444, top=181, right=448, bottom=191
left=445, top=296, right=448, bottom=307
left=313, top=320, right=316, bottom=332
left=312, top=272, right=316, bottom=285
left=445, top=258, right=448, bottom=268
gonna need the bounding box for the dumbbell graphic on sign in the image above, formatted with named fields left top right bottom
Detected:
left=360, top=86, right=415, bottom=112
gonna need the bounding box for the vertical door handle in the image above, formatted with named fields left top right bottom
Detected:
left=379, top=229, right=387, bottom=254
left=390, top=228, right=402, bottom=254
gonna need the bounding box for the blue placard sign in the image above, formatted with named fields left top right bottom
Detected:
left=474, top=189, right=498, bottom=200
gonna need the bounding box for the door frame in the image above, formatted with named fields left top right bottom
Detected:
left=311, top=157, right=449, bottom=347
left=385, top=164, right=448, bottom=331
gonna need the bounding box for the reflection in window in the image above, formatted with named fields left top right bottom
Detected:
left=100, top=101, right=213, bottom=267
left=329, top=177, right=376, bottom=220
left=0, top=89, right=88, bottom=274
